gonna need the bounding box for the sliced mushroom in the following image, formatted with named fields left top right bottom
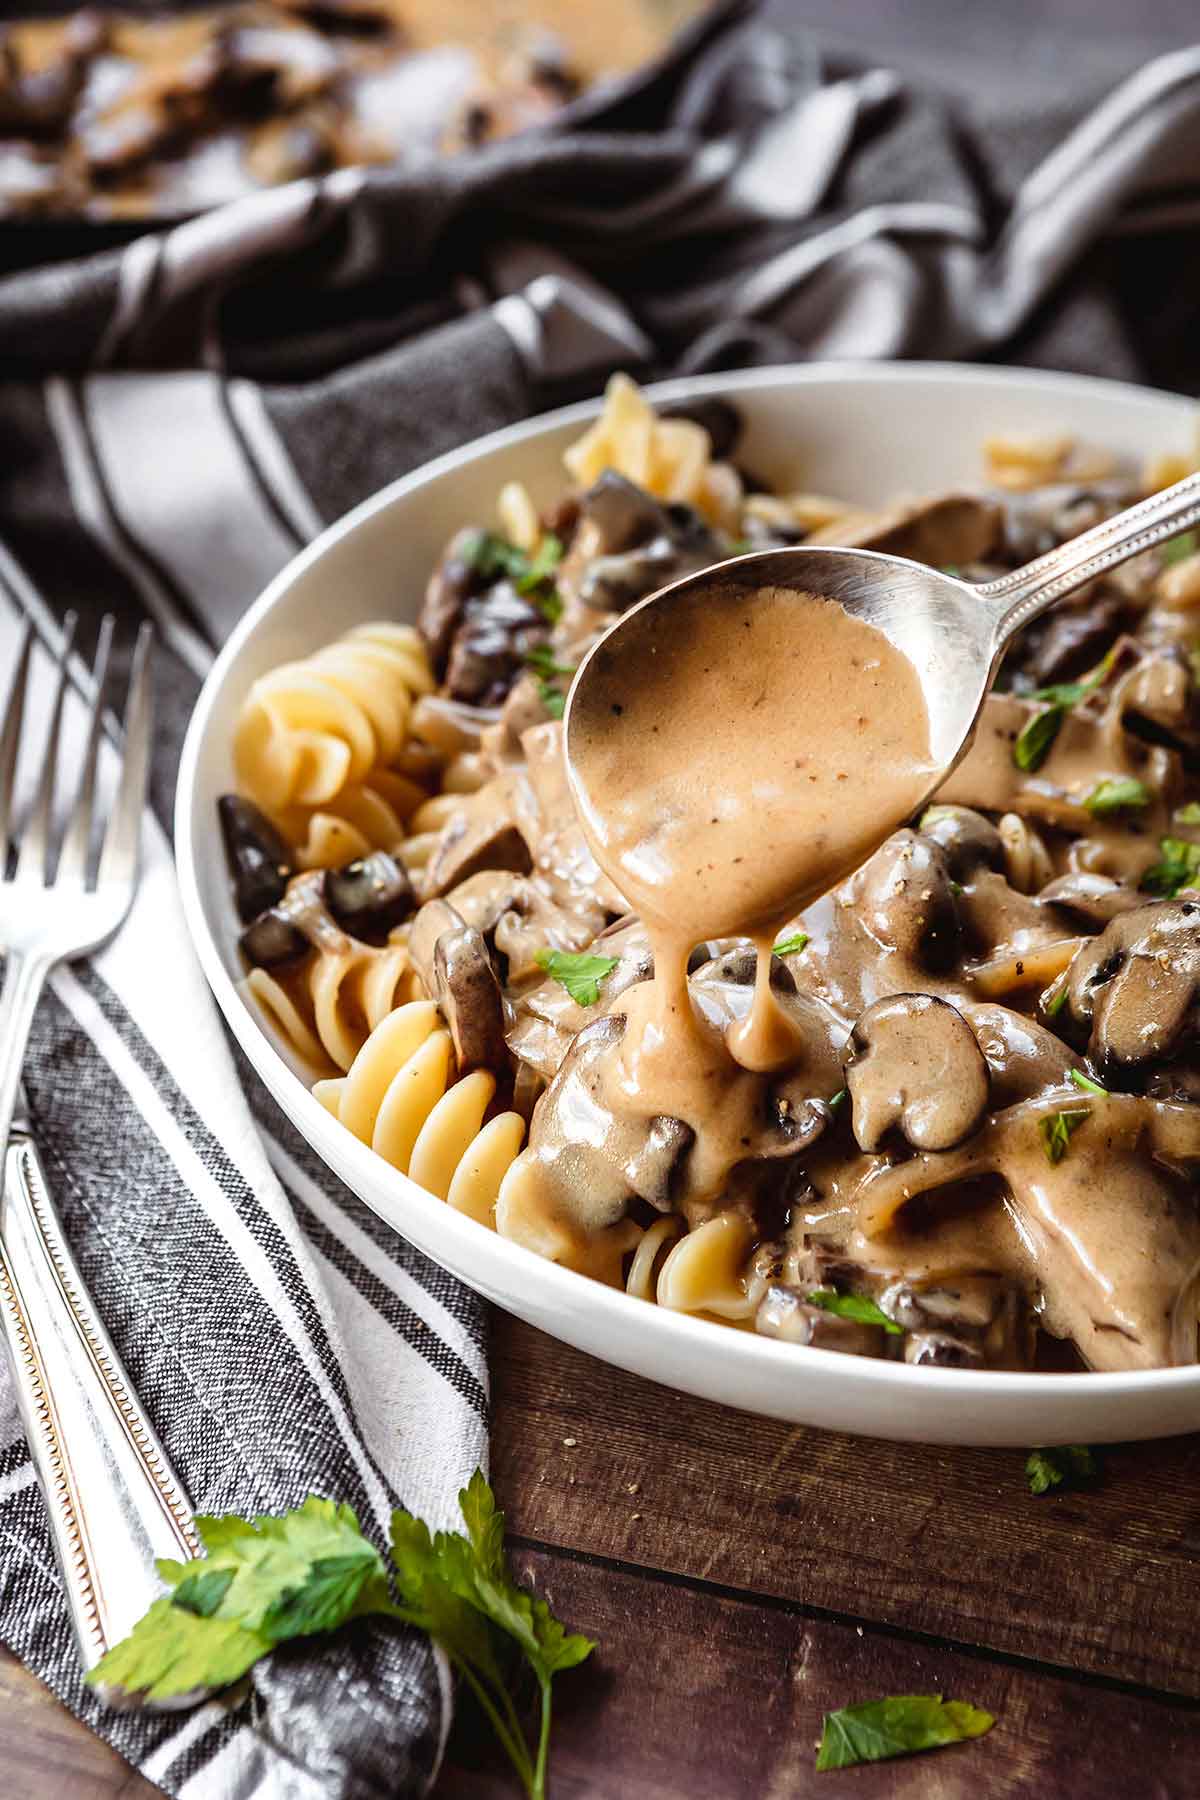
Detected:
left=417, top=531, right=479, bottom=677
left=421, top=809, right=533, bottom=900
left=917, top=804, right=1004, bottom=877
left=577, top=471, right=674, bottom=554
left=846, top=994, right=990, bottom=1153
left=620, top=1115, right=694, bottom=1211
left=904, top=1331, right=983, bottom=1367
left=1064, top=899, right=1200, bottom=1073
left=239, top=908, right=309, bottom=969
left=433, top=923, right=509, bottom=1077
left=323, top=852, right=413, bottom=941
left=444, top=580, right=548, bottom=706
left=808, top=492, right=1001, bottom=567
left=218, top=794, right=294, bottom=922
left=755, top=1286, right=886, bottom=1356
left=407, top=898, right=467, bottom=996
left=1038, top=871, right=1145, bottom=928
left=661, top=397, right=742, bottom=462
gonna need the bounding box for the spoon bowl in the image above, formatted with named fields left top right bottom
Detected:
left=566, top=468, right=1200, bottom=897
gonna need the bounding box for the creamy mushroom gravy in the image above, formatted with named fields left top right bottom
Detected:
left=494, top=584, right=937, bottom=1271
left=224, top=376, right=1200, bottom=1374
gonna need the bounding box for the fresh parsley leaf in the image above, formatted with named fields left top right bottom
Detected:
left=806, top=1289, right=902, bottom=1335
left=1069, top=1068, right=1106, bottom=1096
left=1084, top=777, right=1150, bottom=817
left=1142, top=836, right=1200, bottom=897
left=538, top=685, right=566, bottom=719
left=391, top=1472, right=594, bottom=1796
left=1026, top=1446, right=1098, bottom=1495
left=1176, top=802, right=1200, bottom=825
left=171, top=1568, right=234, bottom=1618
left=155, top=1498, right=391, bottom=1646
left=89, top=1474, right=592, bottom=1800
left=1013, top=704, right=1065, bottom=772
left=826, top=1088, right=847, bottom=1111
left=534, top=948, right=619, bottom=1006
left=816, top=1694, right=994, bottom=1770
left=1161, top=530, right=1199, bottom=567
left=1039, top=1106, right=1090, bottom=1166
left=86, top=1597, right=271, bottom=1703
left=773, top=931, right=809, bottom=957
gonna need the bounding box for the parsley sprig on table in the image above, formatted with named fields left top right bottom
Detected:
left=87, top=1473, right=592, bottom=1800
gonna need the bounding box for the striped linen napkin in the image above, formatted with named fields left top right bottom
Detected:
left=2, top=0, right=1199, bottom=1792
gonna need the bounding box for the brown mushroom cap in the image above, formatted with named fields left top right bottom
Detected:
left=755, top=1286, right=886, bottom=1356
left=432, top=923, right=510, bottom=1078
left=1065, top=898, right=1200, bottom=1070
left=845, top=993, right=990, bottom=1153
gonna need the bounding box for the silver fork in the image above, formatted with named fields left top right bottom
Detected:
left=0, top=615, right=201, bottom=1695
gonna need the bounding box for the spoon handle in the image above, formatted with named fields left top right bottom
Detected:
left=974, top=468, right=1200, bottom=646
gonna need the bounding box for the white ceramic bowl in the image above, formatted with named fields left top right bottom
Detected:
left=177, top=362, right=1200, bottom=1445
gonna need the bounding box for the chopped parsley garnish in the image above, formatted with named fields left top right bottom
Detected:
left=1013, top=704, right=1066, bottom=773
left=1042, top=978, right=1070, bottom=1018
left=827, top=1088, right=847, bottom=1111
left=815, top=1694, right=994, bottom=1770
left=773, top=931, right=809, bottom=957
left=1141, top=836, right=1200, bottom=898
left=1039, top=1106, right=1090, bottom=1165
left=524, top=645, right=576, bottom=720
left=1026, top=1445, right=1098, bottom=1495
left=1161, top=529, right=1199, bottom=567
left=806, top=1290, right=902, bottom=1335
left=462, top=529, right=564, bottom=621
left=87, top=1475, right=592, bottom=1800
left=534, top=948, right=619, bottom=1007
left=1014, top=646, right=1120, bottom=773
left=1068, top=1068, right=1106, bottom=1096
left=516, top=532, right=564, bottom=594
left=1175, top=802, right=1200, bottom=825
left=1083, top=777, right=1150, bottom=817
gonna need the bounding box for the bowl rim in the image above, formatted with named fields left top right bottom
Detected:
left=175, top=357, right=1200, bottom=1409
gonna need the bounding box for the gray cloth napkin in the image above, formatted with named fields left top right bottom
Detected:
left=0, top=2, right=1199, bottom=1795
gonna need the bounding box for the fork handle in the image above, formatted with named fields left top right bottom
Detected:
left=0, top=1121, right=201, bottom=1680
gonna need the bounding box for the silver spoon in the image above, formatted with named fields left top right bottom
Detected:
left=566, top=468, right=1200, bottom=824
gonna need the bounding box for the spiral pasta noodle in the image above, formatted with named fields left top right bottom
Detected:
left=234, top=623, right=434, bottom=814
left=997, top=810, right=1055, bottom=894
left=246, top=941, right=424, bottom=1072
left=314, top=1001, right=526, bottom=1225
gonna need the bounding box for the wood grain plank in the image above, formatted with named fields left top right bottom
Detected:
left=488, top=1313, right=1200, bottom=1698
left=437, top=1546, right=1200, bottom=1798
left=0, top=1648, right=160, bottom=1799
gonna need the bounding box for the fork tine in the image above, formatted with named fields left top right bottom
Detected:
left=57, top=615, right=114, bottom=887
left=15, top=613, right=77, bottom=886
left=0, top=618, right=33, bottom=857
left=97, top=624, right=153, bottom=891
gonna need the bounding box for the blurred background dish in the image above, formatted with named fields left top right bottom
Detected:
left=0, top=0, right=701, bottom=219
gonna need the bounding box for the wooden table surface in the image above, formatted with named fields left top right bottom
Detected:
left=5, top=1307, right=1200, bottom=1798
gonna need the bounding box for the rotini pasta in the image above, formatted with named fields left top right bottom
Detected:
left=315, top=1001, right=525, bottom=1225
left=247, top=940, right=423, bottom=1071
left=234, top=623, right=434, bottom=814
